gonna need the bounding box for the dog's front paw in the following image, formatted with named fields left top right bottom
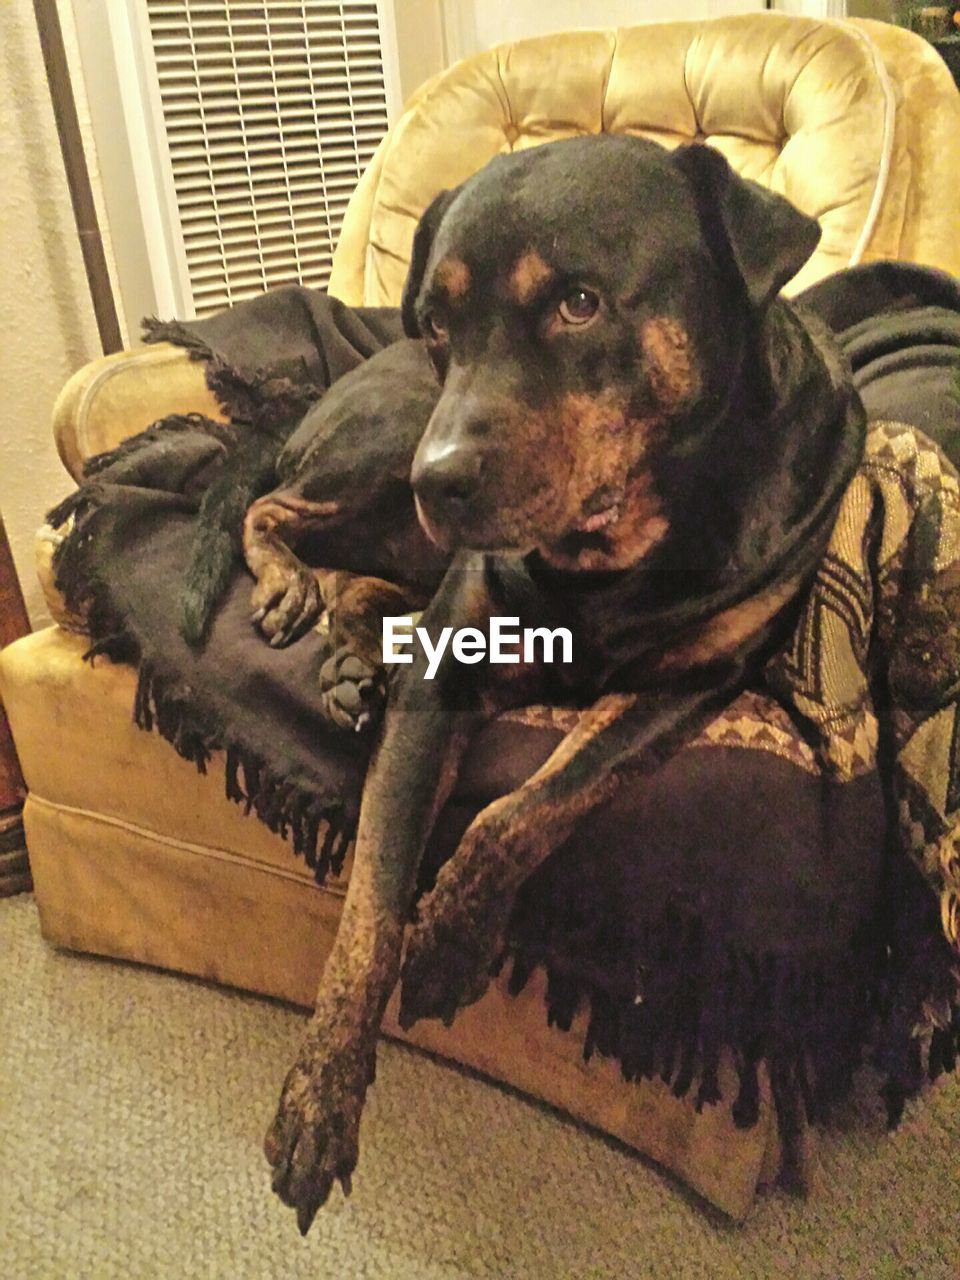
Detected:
left=264, top=1019, right=375, bottom=1235
left=251, top=565, right=323, bottom=647
left=318, top=644, right=386, bottom=733
left=399, top=862, right=513, bottom=1030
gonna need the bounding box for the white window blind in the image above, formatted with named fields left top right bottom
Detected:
left=143, top=0, right=392, bottom=316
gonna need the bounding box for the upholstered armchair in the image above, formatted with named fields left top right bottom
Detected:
left=2, top=14, right=958, bottom=1219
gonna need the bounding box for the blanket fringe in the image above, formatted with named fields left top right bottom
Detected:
left=50, top=494, right=355, bottom=884
left=142, top=313, right=325, bottom=432
left=204, top=356, right=325, bottom=431
left=505, top=888, right=960, bottom=1139
left=46, top=415, right=236, bottom=535
left=132, top=659, right=353, bottom=882
left=142, top=316, right=216, bottom=362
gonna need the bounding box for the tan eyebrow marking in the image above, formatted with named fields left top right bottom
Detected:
left=509, top=251, right=555, bottom=304
left=434, top=256, right=471, bottom=301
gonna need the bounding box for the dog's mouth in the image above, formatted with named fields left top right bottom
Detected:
left=572, top=485, right=623, bottom=535
left=414, top=495, right=453, bottom=551
left=415, top=495, right=534, bottom=555
left=415, top=481, right=632, bottom=559
left=575, top=502, right=621, bottom=534
left=540, top=472, right=670, bottom=573
left=415, top=478, right=569, bottom=555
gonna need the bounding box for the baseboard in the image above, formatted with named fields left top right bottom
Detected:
left=0, top=811, right=31, bottom=896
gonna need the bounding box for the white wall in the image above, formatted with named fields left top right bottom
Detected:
left=0, top=0, right=121, bottom=629
left=393, top=0, right=449, bottom=102
left=438, top=0, right=766, bottom=64
left=393, top=2, right=840, bottom=105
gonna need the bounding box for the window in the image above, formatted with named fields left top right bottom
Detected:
left=73, top=0, right=400, bottom=324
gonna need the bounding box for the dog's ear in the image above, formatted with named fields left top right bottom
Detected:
left=401, top=188, right=460, bottom=337
left=671, top=143, right=821, bottom=311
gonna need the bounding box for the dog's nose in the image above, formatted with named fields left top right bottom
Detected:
left=411, top=446, right=484, bottom=511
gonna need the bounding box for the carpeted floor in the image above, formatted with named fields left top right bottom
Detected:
left=2, top=892, right=958, bottom=1279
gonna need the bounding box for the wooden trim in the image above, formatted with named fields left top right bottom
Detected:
left=33, top=0, right=124, bottom=354
left=0, top=818, right=31, bottom=898
left=0, top=514, right=29, bottom=649
left=0, top=512, right=30, bottom=895
left=0, top=709, right=24, bottom=817
left=70, top=0, right=194, bottom=323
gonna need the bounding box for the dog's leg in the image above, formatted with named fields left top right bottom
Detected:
left=316, top=570, right=421, bottom=733
left=400, top=670, right=745, bottom=1028
left=243, top=491, right=337, bottom=646
left=264, top=563, right=493, bottom=1233
left=244, top=493, right=423, bottom=730
left=264, top=711, right=471, bottom=1233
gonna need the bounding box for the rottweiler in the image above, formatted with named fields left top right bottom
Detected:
left=255, top=135, right=865, bottom=1233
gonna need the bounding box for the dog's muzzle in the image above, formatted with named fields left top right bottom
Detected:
left=411, top=441, right=486, bottom=536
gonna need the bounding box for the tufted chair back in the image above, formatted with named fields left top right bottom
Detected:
left=328, top=14, right=960, bottom=307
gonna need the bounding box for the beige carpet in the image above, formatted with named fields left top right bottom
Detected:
left=2, top=893, right=958, bottom=1279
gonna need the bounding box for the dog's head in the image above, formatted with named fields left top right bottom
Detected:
left=403, top=135, right=821, bottom=571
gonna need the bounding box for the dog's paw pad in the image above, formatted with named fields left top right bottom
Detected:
left=318, top=645, right=385, bottom=733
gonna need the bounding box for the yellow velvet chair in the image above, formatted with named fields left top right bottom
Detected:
left=3, top=14, right=959, bottom=1220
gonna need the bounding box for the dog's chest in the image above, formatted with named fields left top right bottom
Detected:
left=530, top=571, right=797, bottom=701
left=530, top=584, right=667, bottom=698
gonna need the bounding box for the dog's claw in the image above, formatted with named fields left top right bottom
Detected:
left=318, top=644, right=385, bottom=733
left=264, top=1017, right=370, bottom=1234
left=251, top=567, right=323, bottom=647
left=297, top=1197, right=325, bottom=1238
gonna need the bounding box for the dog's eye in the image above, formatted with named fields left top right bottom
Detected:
left=422, top=312, right=448, bottom=342
left=558, top=288, right=600, bottom=326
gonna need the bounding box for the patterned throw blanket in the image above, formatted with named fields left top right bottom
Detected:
left=50, top=264, right=960, bottom=1136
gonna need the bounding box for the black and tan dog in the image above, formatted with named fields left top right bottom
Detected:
left=254, top=136, right=865, bottom=1232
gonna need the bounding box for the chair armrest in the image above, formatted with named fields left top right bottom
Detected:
left=53, top=342, right=226, bottom=482
left=34, top=523, right=87, bottom=632
left=848, top=18, right=960, bottom=277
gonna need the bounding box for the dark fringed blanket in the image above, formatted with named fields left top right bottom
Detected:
left=50, top=266, right=960, bottom=1136
left=50, top=295, right=406, bottom=877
